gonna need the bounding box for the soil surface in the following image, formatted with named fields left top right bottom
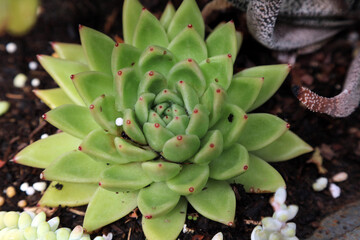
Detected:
left=1, top=1, right=360, bottom=239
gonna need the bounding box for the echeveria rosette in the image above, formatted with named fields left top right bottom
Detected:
left=14, top=0, right=312, bottom=239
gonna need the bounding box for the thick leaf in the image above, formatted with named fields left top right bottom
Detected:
left=229, top=154, right=285, bottom=193
left=186, top=180, right=235, bottom=225
left=191, top=130, right=223, bottom=164
left=39, top=182, right=97, bottom=207
left=7, top=0, right=38, bottom=35
left=168, top=27, right=207, bottom=63
left=134, top=93, right=155, bottom=126
left=200, top=83, right=226, bottom=127
left=142, top=161, right=182, bottom=182
left=114, top=67, right=141, bottom=111
left=154, top=89, right=183, bottom=106
left=123, top=108, right=147, bottom=145
left=238, top=113, right=288, bottom=151
left=166, top=115, right=189, bottom=135
left=138, top=182, right=180, bottom=218
left=251, top=130, right=313, bottom=162
left=227, top=76, right=263, bottom=112
left=111, top=43, right=141, bottom=76
left=138, top=71, right=167, bottom=96
left=44, top=104, right=101, bottom=139
left=122, top=0, right=143, bottom=44
left=186, top=104, right=209, bottom=138
left=143, top=122, right=175, bottom=152
left=37, top=55, right=88, bottom=105
left=43, top=151, right=107, bottom=184
left=234, top=64, right=291, bottom=111
left=79, top=26, right=115, bottom=75
left=174, top=80, right=200, bottom=113
left=162, top=134, right=200, bottom=163
left=142, top=198, right=187, bottom=240
left=133, top=9, right=169, bottom=51
left=114, top=137, right=158, bottom=162
left=139, top=46, right=176, bottom=77
left=84, top=187, right=138, bottom=232
left=167, top=0, right=204, bottom=40
left=33, top=88, right=75, bottom=109
left=51, top=42, right=87, bottom=64
left=14, top=132, right=81, bottom=168
left=72, top=71, right=113, bottom=106
left=160, top=2, right=175, bottom=31
left=199, top=54, right=233, bottom=89
left=206, top=21, right=239, bottom=62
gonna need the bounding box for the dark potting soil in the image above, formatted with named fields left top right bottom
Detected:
left=1, top=1, right=360, bottom=239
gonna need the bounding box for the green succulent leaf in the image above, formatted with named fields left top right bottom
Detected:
left=142, top=198, right=187, bottom=240
left=139, top=46, right=176, bottom=76
left=122, top=0, right=143, bottom=44
left=33, top=88, right=75, bottom=110
left=186, top=180, right=235, bottom=225
left=142, top=161, right=182, bottom=182
left=229, top=154, right=285, bottom=193
left=138, top=71, right=167, bottom=96
left=51, top=42, right=87, bottom=64
left=199, top=55, right=233, bottom=89
left=162, top=134, right=200, bottom=162
left=115, top=67, right=141, bottom=111
left=235, top=31, right=243, bottom=52
left=79, top=25, right=115, bottom=75
left=138, top=182, right=180, bottom=218
left=44, top=104, right=101, bottom=139
left=114, top=137, right=158, bottom=162
left=174, top=80, right=200, bottom=113
left=154, top=89, right=183, bottom=106
left=84, top=187, right=138, bottom=232
left=111, top=43, right=141, bottom=76
left=123, top=108, right=147, bottom=145
left=6, top=0, right=38, bottom=36
left=238, top=113, right=288, bottom=151
left=39, top=182, right=98, bottom=207
left=135, top=93, right=156, bottom=126
left=191, top=130, right=223, bottom=164
left=160, top=2, right=175, bottom=31
left=14, top=132, right=81, bottom=168
left=166, top=115, right=189, bottom=135
left=200, top=84, right=226, bottom=127
left=185, top=104, right=209, bottom=138
left=143, top=122, right=175, bottom=152
left=251, top=130, right=313, bottom=162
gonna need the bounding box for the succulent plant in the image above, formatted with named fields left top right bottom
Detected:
left=14, top=0, right=312, bottom=239
left=0, top=211, right=105, bottom=240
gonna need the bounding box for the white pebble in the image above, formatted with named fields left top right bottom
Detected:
left=40, top=133, right=49, bottom=139
left=211, top=232, right=223, bottom=240
left=312, top=177, right=328, bottom=192
left=31, top=78, right=41, bottom=87
left=115, top=117, right=123, bottom=126
left=26, top=186, right=35, bottom=196
left=6, top=42, right=17, bottom=53
left=103, top=232, right=113, bottom=240
left=13, top=73, right=27, bottom=88
left=28, top=61, right=38, bottom=70
left=329, top=183, right=341, bottom=198
left=20, top=182, right=29, bottom=192
left=33, top=182, right=47, bottom=192
left=332, top=172, right=348, bottom=182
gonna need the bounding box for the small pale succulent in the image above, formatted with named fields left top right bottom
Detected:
left=14, top=0, right=312, bottom=239
left=0, top=211, right=105, bottom=240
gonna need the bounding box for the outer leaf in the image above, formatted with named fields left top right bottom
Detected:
left=111, top=43, right=141, bottom=77
left=167, top=0, right=204, bottom=40
left=7, top=0, right=38, bottom=35
left=186, top=180, right=235, bottom=225
left=162, top=134, right=200, bottom=163
left=234, top=64, right=291, bottom=111
left=201, top=83, right=226, bottom=127
left=143, top=122, right=175, bottom=152
left=133, top=9, right=169, bottom=51
left=122, top=0, right=143, bottom=44
left=160, top=2, right=175, bottom=31
left=39, top=182, right=98, bottom=207
left=114, top=137, right=158, bottom=162
left=37, top=55, right=88, bottom=105
left=123, top=108, right=147, bottom=145
left=142, top=161, right=182, bottom=182
left=33, top=88, right=75, bottom=109
left=199, top=55, right=233, bottom=89
left=251, top=130, right=313, bottom=162
left=229, top=154, right=285, bottom=193
left=191, top=130, right=223, bottom=164
left=237, top=113, right=288, bottom=151
left=79, top=25, right=115, bottom=75
left=114, top=68, right=141, bottom=111
left=84, top=187, right=138, bottom=232
left=14, top=132, right=81, bottom=168
left=138, top=46, right=176, bottom=76
left=142, top=198, right=187, bottom=240
left=44, top=104, right=101, bottom=139
left=51, top=42, right=87, bottom=64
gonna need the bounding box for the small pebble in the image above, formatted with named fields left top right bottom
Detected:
left=0, top=196, right=4, bottom=206
left=40, top=133, right=49, bottom=139
left=0, top=101, right=10, bottom=116
left=31, top=78, right=41, bottom=87
left=28, top=61, right=38, bottom=70
left=13, top=73, right=27, bottom=88
left=17, top=200, right=27, bottom=208
left=103, top=232, right=113, bottom=240
left=115, top=117, right=123, bottom=126
left=6, top=42, right=17, bottom=53
left=329, top=183, right=341, bottom=198
left=212, top=232, right=223, bottom=240
left=332, top=172, right=348, bottom=182
left=33, top=182, right=47, bottom=192
left=26, top=186, right=35, bottom=196
left=20, top=182, right=29, bottom=192
left=312, top=177, right=328, bottom=192
left=6, top=186, right=16, bottom=198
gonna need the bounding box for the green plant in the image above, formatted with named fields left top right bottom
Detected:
left=14, top=0, right=312, bottom=239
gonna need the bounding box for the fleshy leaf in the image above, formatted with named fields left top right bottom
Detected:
left=14, top=132, right=81, bottom=168
left=200, top=84, right=227, bottom=127
left=227, top=76, right=264, bottom=112
left=143, top=122, right=175, bottom=152
left=133, top=9, right=169, bottom=51
left=251, top=130, right=313, bottom=162
left=175, top=80, right=200, bottom=113
left=166, top=164, right=209, bottom=195
left=191, top=130, right=223, bottom=164
left=138, top=71, right=167, bottom=96
left=39, top=182, right=98, bottom=207
left=199, top=54, right=233, bottom=89
left=186, top=180, right=235, bottom=225
left=111, top=43, right=141, bottom=76
left=84, top=187, right=138, bottom=232
left=142, top=161, right=182, bottom=182
left=43, top=151, right=107, bottom=184
left=209, top=144, right=249, bottom=180
left=166, top=115, right=189, bottom=135
left=114, top=137, right=158, bottom=162
left=138, top=182, right=180, bottom=218
left=51, top=42, right=87, bottom=64
left=79, top=25, right=115, bottom=75
left=167, top=0, right=204, bottom=40
left=122, top=0, right=143, bottom=44
left=154, top=89, right=183, bottom=106
left=6, top=0, right=38, bottom=36
left=142, top=198, right=187, bottom=240
left=138, top=46, right=176, bottom=76
left=162, top=134, right=200, bottom=163
left=229, top=154, right=285, bottom=193
left=37, top=55, right=88, bottom=105
left=44, top=104, right=101, bottom=139
left=234, top=64, right=291, bottom=111
left=168, top=27, right=207, bottom=63
left=160, top=2, right=175, bottom=31
left=114, top=67, right=141, bottom=111
left=135, top=93, right=156, bottom=126
left=237, top=113, right=288, bottom=151
left=33, top=88, right=75, bottom=109
left=123, top=108, right=147, bottom=145
left=72, top=71, right=113, bottom=106
left=185, top=104, right=209, bottom=138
